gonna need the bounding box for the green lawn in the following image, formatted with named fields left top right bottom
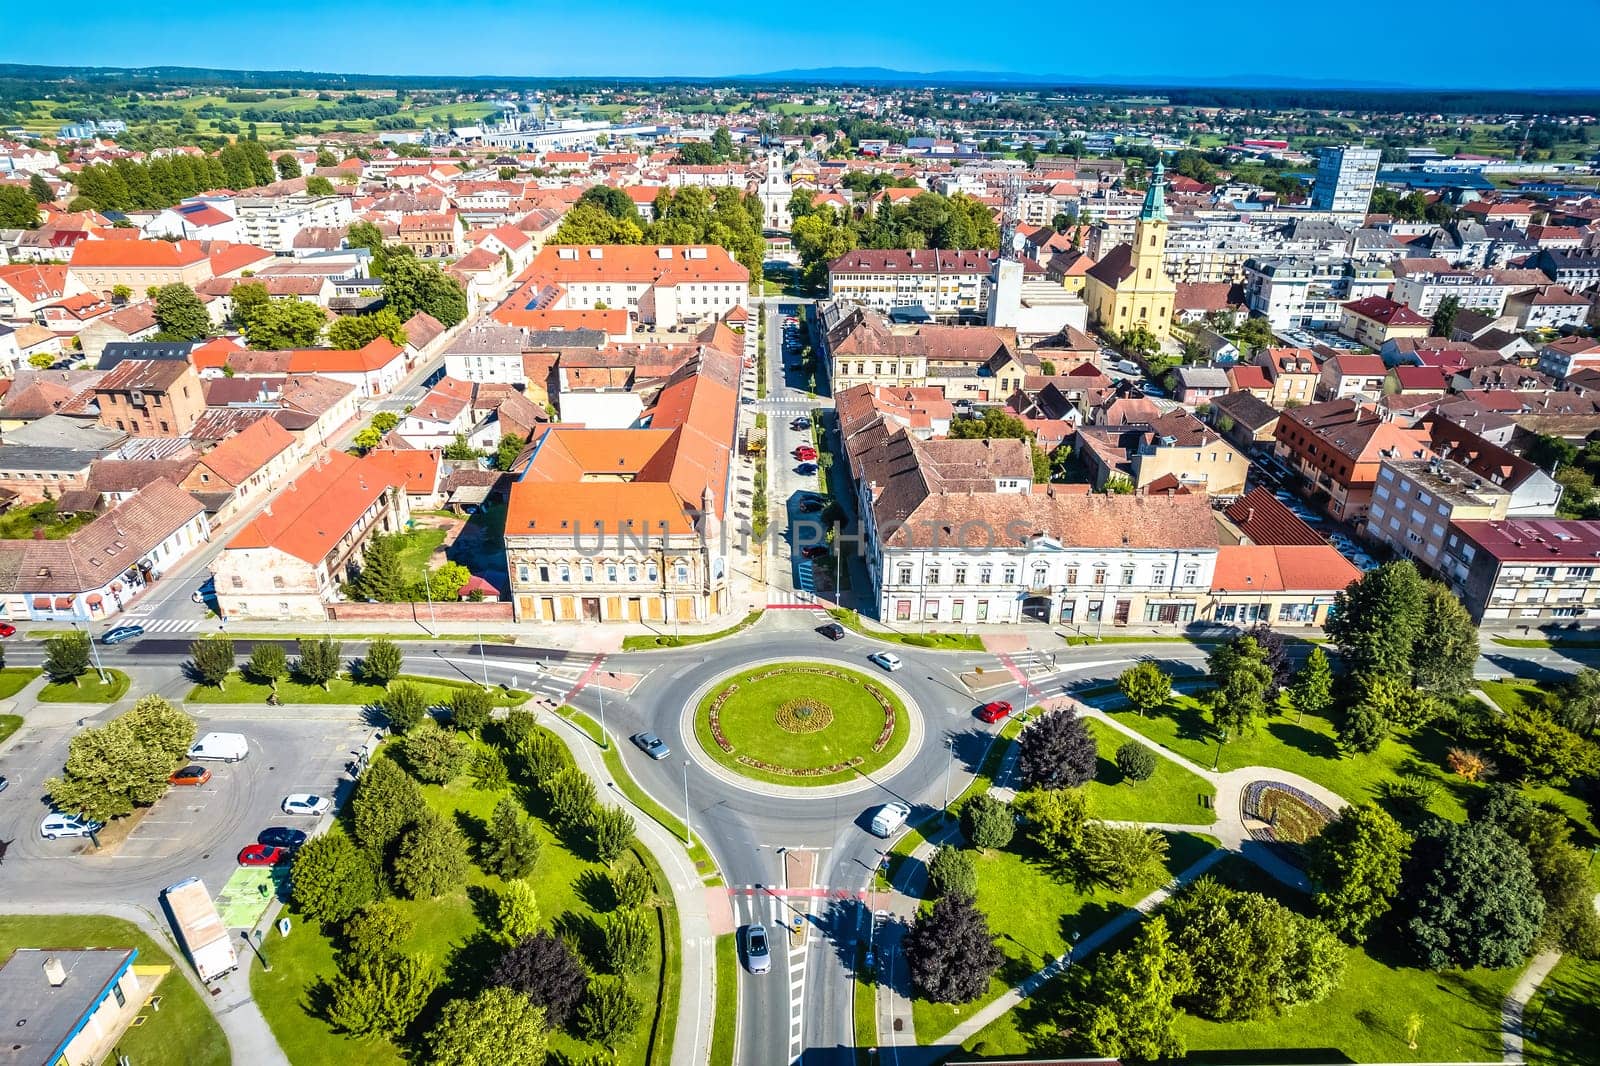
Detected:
left=1083, top=718, right=1217, bottom=825
left=37, top=668, right=130, bottom=703
left=0, top=913, right=229, bottom=1066
left=621, top=610, right=763, bottom=651
left=1101, top=692, right=1470, bottom=821
left=963, top=856, right=1514, bottom=1063
left=592, top=723, right=718, bottom=877
left=711, top=934, right=738, bottom=1066
left=1478, top=678, right=1549, bottom=716
left=854, top=941, right=876, bottom=1063
left=391, top=527, right=447, bottom=585
left=187, top=671, right=528, bottom=707
left=1526, top=954, right=1600, bottom=1066
left=693, top=663, right=910, bottom=786
left=910, top=831, right=1218, bottom=1043
left=254, top=731, right=673, bottom=1066
left=827, top=609, right=984, bottom=651
left=0, top=500, right=92, bottom=539
left=0, top=667, right=40, bottom=700
left=0, top=714, right=20, bottom=748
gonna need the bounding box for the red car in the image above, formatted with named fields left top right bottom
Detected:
left=0, top=622, right=14, bottom=638
left=168, top=765, right=212, bottom=787
left=238, top=844, right=292, bottom=867
left=977, top=701, right=1013, bottom=723
left=793, top=445, right=817, bottom=461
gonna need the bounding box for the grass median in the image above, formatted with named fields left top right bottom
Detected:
left=711, top=933, right=739, bottom=1066
left=0, top=667, right=40, bottom=700
left=826, top=608, right=984, bottom=651
left=37, top=668, right=130, bottom=703
left=186, top=671, right=529, bottom=707
left=621, top=610, right=762, bottom=651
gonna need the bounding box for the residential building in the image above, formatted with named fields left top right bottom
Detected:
left=0, top=948, right=163, bottom=1066
left=1083, top=162, right=1177, bottom=340
left=443, top=322, right=534, bottom=384
left=1207, top=390, right=1281, bottom=456
left=1339, top=296, right=1432, bottom=348
left=1530, top=248, right=1600, bottom=293
left=518, top=244, right=748, bottom=329
left=819, top=302, right=1031, bottom=402
left=286, top=338, right=408, bottom=398
left=1368, top=457, right=1512, bottom=571
left=1425, top=417, right=1564, bottom=517
left=67, top=239, right=213, bottom=295
left=827, top=248, right=996, bottom=320
left=1273, top=398, right=1433, bottom=521
left=1505, top=284, right=1591, bottom=331
left=1243, top=257, right=1390, bottom=331
left=1075, top=409, right=1249, bottom=496
left=1442, top=519, right=1600, bottom=623
left=1391, top=261, right=1515, bottom=317
left=234, top=194, right=352, bottom=252
left=1537, top=335, right=1600, bottom=380
left=1171, top=365, right=1231, bottom=404
left=1310, top=145, right=1380, bottom=214
left=213, top=450, right=412, bottom=620
left=94, top=359, right=205, bottom=437
left=1257, top=347, right=1320, bottom=407
left=1318, top=353, right=1389, bottom=400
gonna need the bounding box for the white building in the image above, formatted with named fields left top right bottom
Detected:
left=1243, top=256, right=1391, bottom=331
left=519, top=244, right=748, bottom=329
left=1392, top=264, right=1514, bottom=317
left=828, top=249, right=997, bottom=320
left=234, top=195, right=353, bottom=253
left=1310, top=146, right=1381, bottom=215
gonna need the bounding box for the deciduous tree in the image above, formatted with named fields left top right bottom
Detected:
left=1411, top=583, right=1478, bottom=696
left=1305, top=803, right=1410, bottom=942
left=428, top=986, right=550, bottom=1066
left=188, top=636, right=234, bottom=688
left=903, top=895, right=1002, bottom=1004
left=1115, top=742, right=1158, bottom=782
left=960, top=794, right=1014, bottom=851
left=326, top=953, right=437, bottom=1038
left=1080, top=823, right=1168, bottom=890
left=295, top=637, right=342, bottom=689
left=291, top=833, right=378, bottom=924
left=1117, top=660, right=1171, bottom=718
left=44, top=696, right=196, bottom=822
left=153, top=283, right=212, bottom=341
left=361, top=638, right=403, bottom=685
left=43, top=631, right=91, bottom=686
left=380, top=682, right=428, bottom=735
left=1325, top=560, right=1425, bottom=678
left=328, top=309, right=408, bottom=351
left=351, top=758, right=425, bottom=858
left=1206, top=635, right=1272, bottom=740
left=1399, top=821, right=1544, bottom=970
left=1076, top=915, right=1190, bottom=1061
left=1288, top=646, right=1334, bottom=724
left=1017, top=708, right=1097, bottom=789
left=247, top=643, right=288, bottom=689
left=490, top=932, right=587, bottom=1026
left=1016, top=787, right=1091, bottom=864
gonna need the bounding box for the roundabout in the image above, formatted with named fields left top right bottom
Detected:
left=685, top=659, right=921, bottom=793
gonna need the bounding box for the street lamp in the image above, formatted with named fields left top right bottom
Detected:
left=597, top=674, right=608, bottom=749
left=70, top=619, right=109, bottom=683
left=242, top=929, right=270, bottom=972
left=942, top=735, right=956, bottom=821
left=682, top=760, right=692, bottom=845
left=477, top=624, right=490, bottom=690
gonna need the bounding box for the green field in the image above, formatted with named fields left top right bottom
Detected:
left=1083, top=718, right=1217, bottom=824
left=253, top=731, right=673, bottom=1066
left=0, top=500, right=92, bottom=540
left=37, top=668, right=130, bottom=703
left=0, top=714, right=20, bottom=748
left=0, top=914, right=229, bottom=1066
left=187, top=671, right=527, bottom=708
left=692, top=662, right=911, bottom=786
left=0, top=667, right=40, bottom=700
left=1526, top=954, right=1600, bottom=1066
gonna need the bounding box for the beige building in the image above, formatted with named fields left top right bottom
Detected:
left=67, top=239, right=214, bottom=295
left=1368, top=457, right=1511, bottom=573
left=1075, top=409, right=1249, bottom=497
left=95, top=359, right=206, bottom=437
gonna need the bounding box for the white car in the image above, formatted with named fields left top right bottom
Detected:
left=868, top=651, right=903, bottom=672
left=281, top=794, right=331, bottom=816
left=40, top=813, right=103, bottom=840
left=869, top=801, right=912, bottom=837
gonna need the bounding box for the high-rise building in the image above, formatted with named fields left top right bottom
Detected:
left=1311, top=146, right=1381, bottom=214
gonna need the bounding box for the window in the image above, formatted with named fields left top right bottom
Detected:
left=1152, top=566, right=1167, bottom=586
left=1093, top=567, right=1107, bottom=586
left=647, top=563, right=658, bottom=581
left=581, top=564, right=594, bottom=582
left=518, top=564, right=531, bottom=583
left=927, top=567, right=941, bottom=585
left=1183, top=565, right=1199, bottom=586
left=898, top=566, right=912, bottom=585
left=979, top=566, right=992, bottom=585
left=676, top=564, right=689, bottom=582
left=1569, top=567, right=1596, bottom=581
left=1121, top=566, right=1136, bottom=585
left=952, top=600, right=964, bottom=621
left=231, top=575, right=243, bottom=589
left=1002, top=566, right=1017, bottom=584
left=1032, top=566, right=1048, bottom=587
left=605, top=564, right=618, bottom=582
left=976, top=600, right=988, bottom=621
left=272, top=575, right=284, bottom=588
left=538, top=565, right=550, bottom=582
left=1535, top=567, right=1557, bottom=580
left=954, top=567, right=967, bottom=585
left=627, top=565, right=639, bottom=582
left=559, top=565, right=571, bottom=582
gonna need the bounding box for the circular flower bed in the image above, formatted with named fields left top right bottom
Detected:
left=694, top=662, right=912, bottom=786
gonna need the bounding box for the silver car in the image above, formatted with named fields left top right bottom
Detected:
left=745, top=923, right=771, bottom=975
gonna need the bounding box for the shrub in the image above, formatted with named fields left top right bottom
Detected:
left=381, top=682, right=428, bottom=734
left=1115, top=742, right=1158, bottom=782
left=397, top=727, right=468, bottom=784
left=926, top=845, right=977, bottom=900
left=590, top=805, right=636, bottom=864
left=448, top=686, right=494, bottom=734
left=961, top=794, right=1014, bottom=851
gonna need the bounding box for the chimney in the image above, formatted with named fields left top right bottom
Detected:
left=43, top=957, right=67, bottom=987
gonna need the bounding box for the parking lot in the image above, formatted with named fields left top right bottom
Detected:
left=0, top=715, right=371, bottom=919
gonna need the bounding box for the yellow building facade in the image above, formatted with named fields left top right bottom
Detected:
left=1083, top=162, right=1177, bottom=341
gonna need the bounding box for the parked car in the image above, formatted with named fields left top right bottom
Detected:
left=869, top=801, right=911, bottom=837
left=744, top=923, right=772, bottom=974
left=188, top=732, right=249, bottom=763
left=868, top=651, right=903, bottom=672
left=793, top=445, right=817, bottom=461
left=168, top=765, right=212, bottom=787
left=818, top=622, right=846, bottom=641
left=800, top=545, right=828, bottom=559
left=977, top=700, right=1013, bottom=723
left=100, top=624, right=145, bottom=645
left=630, top=731, right=671, bottom=760
left=797, top=497, right=824, bottom=513
left=790, top=417, right=812, bottom=430
left=795, top=462, right=817, bottom=474
left=191, top=578, right=215, bottom=604
left=257, top=827, right=307, bottom=850
left=0, top=774, right=8, bottom=794
left=0, top=622, right=14, bottom=638
left=237, top=844, right=292, bottom=867
left=281, top=794, right=331, bottom=816
left=39, top=813, right=103, bottom=840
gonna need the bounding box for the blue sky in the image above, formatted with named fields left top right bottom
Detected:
left=4, top=0, right=1596, bottom=88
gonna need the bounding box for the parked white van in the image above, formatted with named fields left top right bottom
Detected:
left=187, top=732, right=249, bottom=763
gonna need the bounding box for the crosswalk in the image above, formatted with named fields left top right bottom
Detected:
left=121, top=616, right=205, bottom=634
left=765, top=588, right=826, bottom=610
left=729, top=887, right=808, bottom=1064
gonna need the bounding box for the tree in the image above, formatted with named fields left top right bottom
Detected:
left=1016, top=787, right=1091, bottom=864
left=342, top=903, right=413, bottom=960
left=1206, top=636, right=1273, bottom=741
left=1430, top=295, right=1460, bottom=338
left=491, top=932, right=587, bottom=1026
left=611, top=863, right=654, bottom=909
left=229, top=280, right=270, bottom=330
left=960, top=794, right=1014, bottom=852
left=1243, top=623, right=1292, bottom=701
left=326, top=954, right=437, bottom=1038
left=926, top=845, right=977, bottom=900
left=361, top=638, right=403, bottom=685
left=1016, top=708, right=1098, bottom=789
left=393, top=809, right=470, bottom=899
left=495, top=878, right=542, bottom=946
left=1325, top=560, right=1425, bottom=678
left=1305, top=803, right=1410, bottom=942
left=483, top=797, right=542, bottom=879
left=0, top=186, right=41, bottom=229
left=545, top=767, right=597, bottom=830
left=385, top=255, right=468, bottom=327
left=381, top=681, right=428, bottom=735
left=1473, top=786, right=1600, bottom=955
left=27, top=352, right=55, bottom=369
left=296, top=637, right=342, bottom=689
left=349, top=533, right=407, bottom=603
left=275, top=153, right=301, bottom=180
left=306, top=176, right=336, bottom=197
left=351, top=758, right=424, bottom=859
left=328, top=309, right=408, bottom=351
left=1288, top=646, right=1334, bottom=724
left=242, top=297, right=327, bottom=349
left=427, top=986, right=550, bottom=1066
left=494, top=433, right=526, bottom=472
left=291, top=834, right=378, bottom=924
left=44, top=696, right=196, bottom=822
left=552, top=202, right=645, bottom=245
left=247, top=642, right=288, bottom=689
left=1166, top=878, right=1347, bottom=1020
left=605, top=906, right=651, bottom=974
left=189, top=636, right=234, bottom=688
left=577, top=975, right=643, bottom=1048
left=590, top=804, right=637, bottom=865
left=1410, top=583, right=1478, bottom=696
left=1339, top=672, right=1436, bottom=755
left=1076, top=915, right=1190, bottom=1062
left=1399, top=821, right=1544, bottom=970
left=447, top=686, right=493, bottom=734
left=43, top=631, right=91, bottom=686
left=1080, top=823, right=1169, bottom=890
left=1118, top=661, right=1171, bottom=718
left=398, top=727, right=468, bottom=784
left=153, top=283, right=211, bottom=341
left=903, top=895, right=1003, bottom=1004
left=1115, top=742, right=1158, bottom=782
left=28, top=172, right=54, bottom=204
left=1557, top=667, right=1600, bottom=736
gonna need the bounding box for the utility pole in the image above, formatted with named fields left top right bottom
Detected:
left=942, top=735, right=956, bottom=821
left=682, top=760, right=692, bottom=845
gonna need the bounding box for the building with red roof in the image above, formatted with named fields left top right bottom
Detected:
left=285, top=337, right=405, bottom=398
left=1445, top=518, right=1600, bottom=623
left=1338, top=296, right=1431, bottom=348
left=1208, top=544, right=1359, bottom=626
left=68, top=238, right=214, bottom=295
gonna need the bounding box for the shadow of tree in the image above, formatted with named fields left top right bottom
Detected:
left=573, top=868, right=617, bottom=913
left=1266, top=719, right=1339, bottom=760
left=550, top=909, right=605, bottom=972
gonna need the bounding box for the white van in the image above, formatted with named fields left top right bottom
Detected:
left=1115, top=359, right=1141, bottom=376
left=869, top=801, right=911, bottom=838
left=187, top=732, right=249, bottom=763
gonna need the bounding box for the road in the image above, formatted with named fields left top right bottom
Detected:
left=756, top=300, right=832, bottom=606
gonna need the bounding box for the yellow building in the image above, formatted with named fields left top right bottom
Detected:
left=1083, top=162, right=1177, bottom=341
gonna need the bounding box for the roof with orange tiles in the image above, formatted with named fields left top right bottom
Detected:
left=359, top=448, right=443, bottom=496
left=525, top=244, right=748, bottom=286
left=1212, top=544, right=1359, bottom=593
left=207, top=243, right=274, bottom=276
left=194, top=417, right=296, bottom=485
left=68, top=238, right=210, bottom=268
left=1227, top=364, right=1271, bottom=390
left=286, top=337, right=402, bottom=374
left=0, top=264, right=71, bottom=303
left=225, top=450, right=404, bottom=565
